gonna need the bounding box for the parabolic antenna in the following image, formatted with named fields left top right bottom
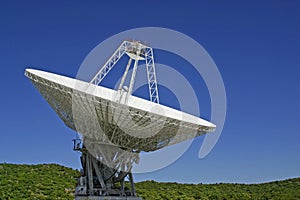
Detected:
left=25, top=40, right=215, bottom=199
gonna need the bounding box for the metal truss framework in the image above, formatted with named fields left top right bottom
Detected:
left=90, top=40, right=160, bottom=104
left=74, top=141, right=141, bottom=200
left=26, top=41, right=159, bottom=200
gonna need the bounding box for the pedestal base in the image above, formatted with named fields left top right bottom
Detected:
left=74, top=146, right=141, bottom=200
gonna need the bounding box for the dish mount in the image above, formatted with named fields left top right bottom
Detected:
left=25, top=40, right=216, bottom=200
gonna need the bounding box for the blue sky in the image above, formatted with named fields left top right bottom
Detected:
left=0, top=1, right=299, bottom=184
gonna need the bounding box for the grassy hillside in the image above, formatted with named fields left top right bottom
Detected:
left=0, top=163, right=78, bottom=199
left=137, top=179, right=300, bottom=200
left=0, top=163, right=299, bottom=199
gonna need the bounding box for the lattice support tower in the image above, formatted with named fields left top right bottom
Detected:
left=90, top=40, right=159, bottom=104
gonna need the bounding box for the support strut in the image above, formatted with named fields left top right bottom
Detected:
left=74, top=143, right=142, bottom=200
left=89, top=40, right=159, bottom=104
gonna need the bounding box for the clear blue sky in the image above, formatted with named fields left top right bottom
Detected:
left=0, top=1, right=299, bottom=184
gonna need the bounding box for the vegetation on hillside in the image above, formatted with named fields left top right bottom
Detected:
left=0, top=163, right=299, bottom=199
left=0, top=163, right=78, bottom=199
left=136, top=179, right=300, bottom=200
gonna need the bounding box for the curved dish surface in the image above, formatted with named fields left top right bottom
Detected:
left=25, top=69, right=215, bottom=152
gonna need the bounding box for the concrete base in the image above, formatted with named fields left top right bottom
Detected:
left=75, top=196, right=142, bottom=200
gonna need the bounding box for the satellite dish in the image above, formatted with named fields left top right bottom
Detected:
left=25, top=40, right=215, bottom=199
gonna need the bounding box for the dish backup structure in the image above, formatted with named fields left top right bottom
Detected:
left=25, top=40, right=216, bottom=200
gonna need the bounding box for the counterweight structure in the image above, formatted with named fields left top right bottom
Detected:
left=25, top=40, right=216, bottom=199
